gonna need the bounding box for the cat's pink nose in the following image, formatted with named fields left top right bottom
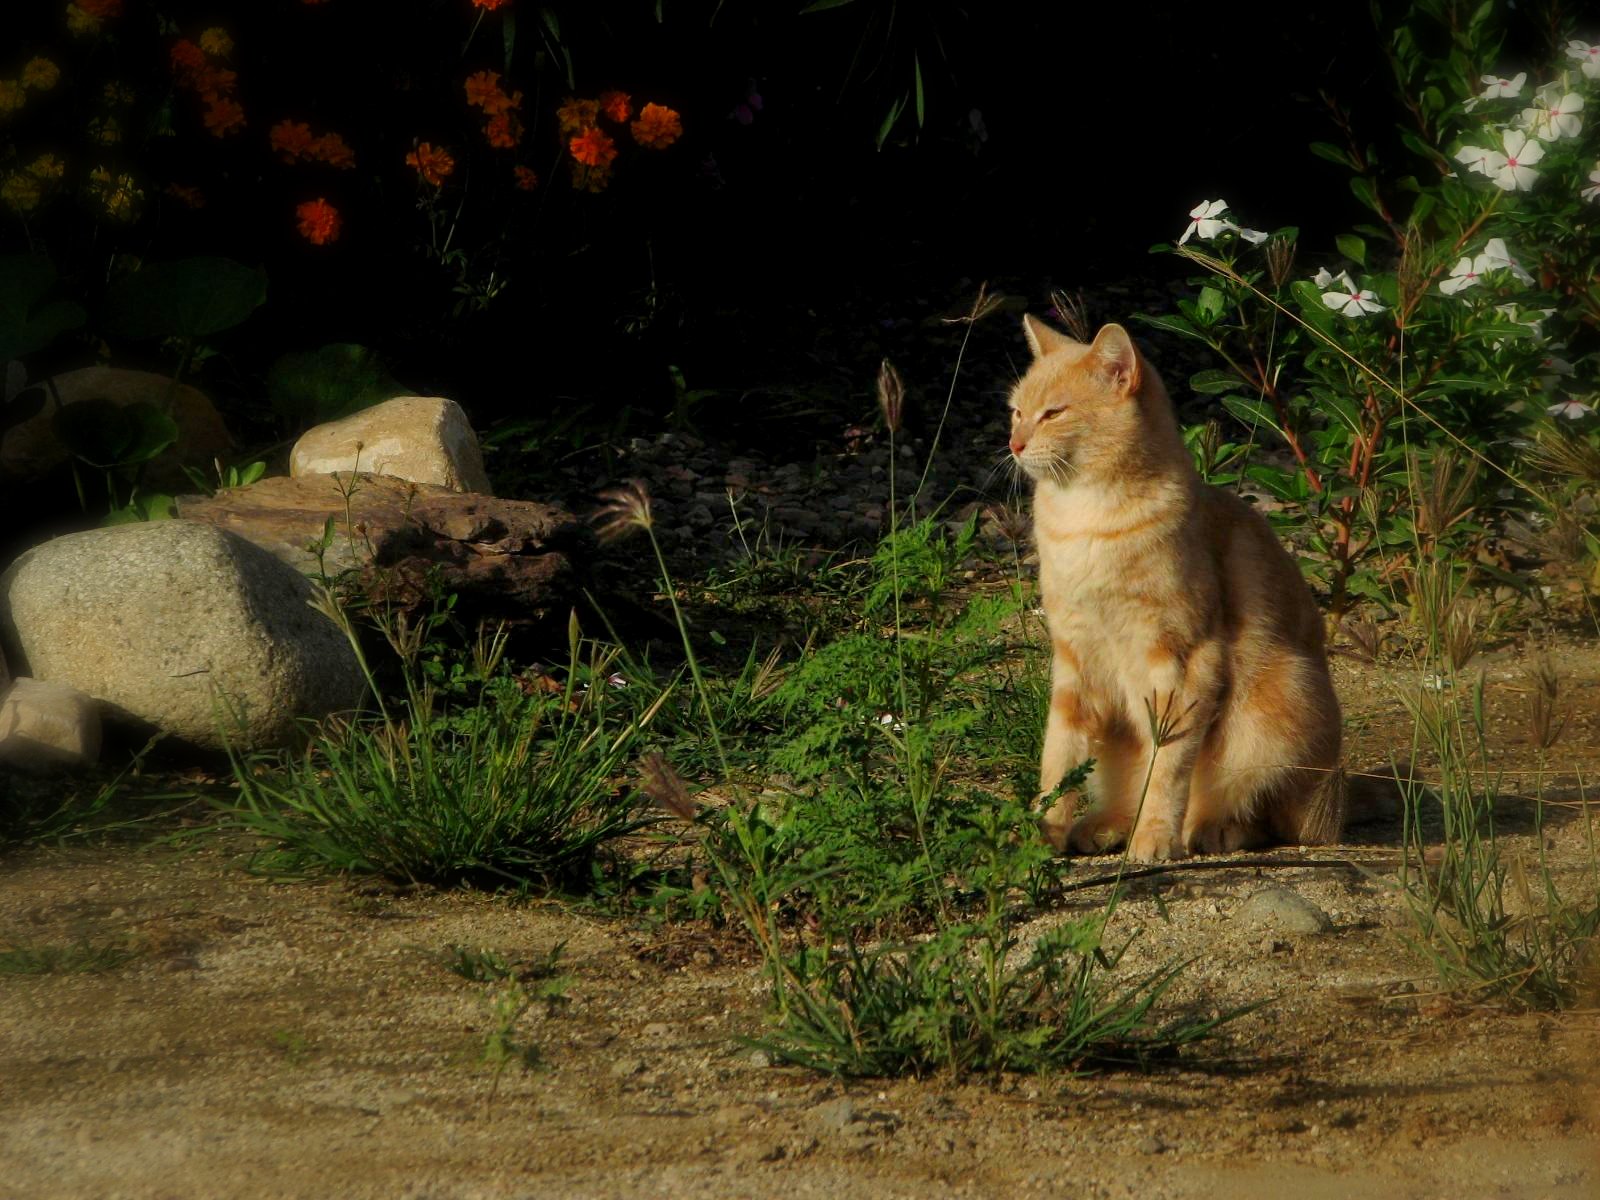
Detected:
left=1009, top=438, right=1026, bottom=455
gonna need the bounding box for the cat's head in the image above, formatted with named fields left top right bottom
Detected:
left=1007, top=318, right=1157, bottom=483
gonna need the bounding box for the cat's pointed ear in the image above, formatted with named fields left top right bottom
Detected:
left=1022, top=314, right=1075, bottom=359
left=1088, top=323, right=1142, bottom=394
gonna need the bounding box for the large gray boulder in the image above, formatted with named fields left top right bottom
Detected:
left=289, top=396, right=491, bottom=493
left=0, top=521, right=366, bottom=751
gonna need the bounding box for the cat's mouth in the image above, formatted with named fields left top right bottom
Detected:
left=1014, top=444, right=1074, bottom=484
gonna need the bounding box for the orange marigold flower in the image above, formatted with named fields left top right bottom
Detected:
left=630, top=102, right=681, bottom=150
left=309, top=132, right=355, bottom=168
left=270, top=120, right=314, bottom=161
left=203, top=97, right=246, bottom=137
left=296, top=197, right=341, bottom=245
left=405, top=142, right=455, bottom=186
left=598, top=90, right=631, bottom=123
left=194, top=67, right=238, bottom=102
left=164, top=182, right=206, bottom=208
left=198, top=28, right=234, bottom=57
left=170, top=39, right=207, bottom=75
left=472, top=0, right=512, bottom=9
left=512, top=165, right=538, bottom=191
left=464, top=70, right=508, bottom=112
left=568, top=125, right=616, bottom=169
left=485, top=111, right=522, bottom=149
left=556, top=97, right=598, bottom=136
left=22, top=58, right=61, bottom=91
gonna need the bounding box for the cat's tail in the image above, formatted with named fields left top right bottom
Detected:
left=1294, top=761, right=1413, bottom=846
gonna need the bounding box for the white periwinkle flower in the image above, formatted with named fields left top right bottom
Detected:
left=1522, top=81, right=1584, bottom=140
left=1548, top=397, right=1593, bottom=421
left=1583, top=163, right=1600, bottom=202
left=1479, top=71, right=1527, bottom=99
left=1440, top=256, right=1483, bottom=296
left=1180, top=199, right=1231, bottom=245
left=1321, top=279, right=1385, bottom=318
left=1454, top=142, right=1507, bottom=177
left=1568, top=39, right=1600, bottom=80
left=1492, top=129, right=1545, bottom=191
left=1494, top=303, right=1555, bottom=341
left=1229, top=224, right=1269, bottom=245
left=1313, top=268, right=1355, bottom=292
left=1475, top=237, right=1535, bottom=285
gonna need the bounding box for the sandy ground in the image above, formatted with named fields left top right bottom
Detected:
left=2, top=644, right=1599, bottom=1200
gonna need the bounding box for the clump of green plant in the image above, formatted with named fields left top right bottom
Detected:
left=599, top=340, right=1235, bottom=1076
left=0, top=937, right=141, bottom=976
left=1148, top=4, right=1600, bottom=613
left=227, top=608, right=666, bottom=889
left=1397, top=675, right=1600, bottom=1010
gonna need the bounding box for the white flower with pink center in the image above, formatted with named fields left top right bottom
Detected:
left=1567, top=40, right=1600, bottom=80
left=1179, top=199, right=1231, bottom=245
left=1491, top=129, right=1544, bottom=191
left=1475, top=237, right=1535, bottom=285
left=1548, top=397, right=1593, bottom=421
left=1522, top=81, right=1584, bottom=141
left=1582, top=163, right=1600, bottom=202
left=1321, top=279, right=1384, bottom=318
left=1479, top=71, right=1526, bottom=99
left=1454, top=142, right=1507, bottom=177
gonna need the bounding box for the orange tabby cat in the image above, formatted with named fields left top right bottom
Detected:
left=1011, top=316, right=1343, bottom=862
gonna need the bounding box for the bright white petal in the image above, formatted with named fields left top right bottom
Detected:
left=1312, top=267, right=1334, bottom=288
left=1233, top=225, right=1268, bottom=244
left=1179, top=220, right=1198, bottom=245
left=1322, top=291, right=1353, bottom=313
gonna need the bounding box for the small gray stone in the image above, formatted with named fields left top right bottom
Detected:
left=1234, top=887, right=1333, bottom=934
left=0, top=677, right=101, bottom=771
left=1135, top=1135, right=1166, bottom=1155
left=811, top=1098, right=859, bottom=1131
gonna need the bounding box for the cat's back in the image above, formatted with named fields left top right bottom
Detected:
left=1196, top=482, right=1325, bottom=651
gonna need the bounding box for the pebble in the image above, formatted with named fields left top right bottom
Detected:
left=1233, top=887, right=1334, bottom=934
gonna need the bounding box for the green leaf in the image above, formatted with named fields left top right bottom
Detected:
left=1188, top=369, right=1241, bottom=395
left=1196, top=286, right=1225, bottom=321
left=503, top=9, right=516, bottom=72
left=1132, top=313, right=1201, bottom=340
left=1289, top=280, right=1336, bottom=333
left=1309, top=141, right=1355, bottom=170
left=875, top=93, right=906, bottom=151
left=1409, top=192, right=1437, bottom=226
left=913, top=52, right=924, bottom=128
left=54, top=399, right=178, bottom=469
left=0, top=255, right=87, bottom=364
left=1222, top=395, right=1284, bottom=438
left=1349, top=176, right=1383, bottom=218
left=1335, top=234, right=1366, bottom=267
left=267, top=343, right=407, bottom=424
left=104, top=257, right=266, bottom=341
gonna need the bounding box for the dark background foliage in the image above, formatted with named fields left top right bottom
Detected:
left=2, top=2, right=1564, bottom=445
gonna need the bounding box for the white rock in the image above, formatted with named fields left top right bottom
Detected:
left=0, top=521, right=365, bottom=751
left=0, top=677, right=101, bottom=771
left=289, top=396, right=491, bottom=494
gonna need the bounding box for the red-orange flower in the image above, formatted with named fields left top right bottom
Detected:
left=512, top=165, right=538, bottom=191
left=270, top=120, right=314, bottom=161
left=405, top=142, right=455, bottom=185
left=485, top=111, right=522, bottom=149
left=568, top=126, right=616, bottom=169
left=170, top=39, right=206, bottom=75
left=472, top=0, right=511, bottom=9
left=79, top=0, right=122, bottom=17
left=598, top=90, right=631, bottom=123
left=203, top=97, right=246, bottom=137
left=630, top=102, right=681, bottom=150
left=556, top=97, right=598, bottom=136
left=296, top=198, right=341, bottom=244
left=194, top=66, right=237, bottom=102
left=164, top=182, right=206, bottom=208
left=309, top=131, right=355, bottom=168
left=464, top=70, right=511, bottom=113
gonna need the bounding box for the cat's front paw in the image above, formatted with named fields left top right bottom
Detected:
left=1128, top=822, right=1185, bottom=863
left=1067, top=810, right=1129, bottom=855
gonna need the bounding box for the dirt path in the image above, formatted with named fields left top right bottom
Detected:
left=3, top=647, right=1599, bottom=1199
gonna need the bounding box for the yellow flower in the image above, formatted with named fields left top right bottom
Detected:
left=0, top=80, right=25, bottom=117
left=28, top=154, right=66, bottom=181
left=89, top=115, right=121, bottom=145
left=22, top=58, right=61, bottom=91
left=1, top=173, right=42, bottom=214
left=198, top=27, right=234, bottom=57
left=66, top=5, right=98, bottom=35
left=556, top=97, right=598, bottom=136
left=87, top=166, right=143, bottom=222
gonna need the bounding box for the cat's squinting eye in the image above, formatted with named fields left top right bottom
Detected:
left=1040, top=406, right=1065, bottom=421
